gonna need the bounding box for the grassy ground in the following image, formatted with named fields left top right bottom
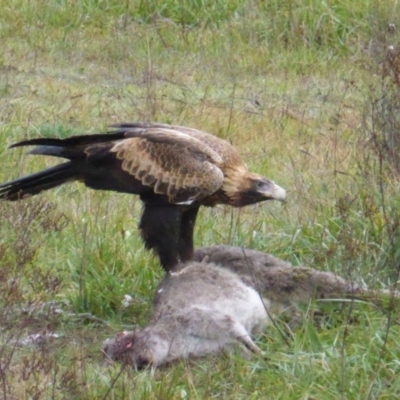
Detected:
left=1, top=0, right=400, bottom=398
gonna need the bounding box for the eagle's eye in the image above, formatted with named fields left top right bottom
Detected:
left=255, top=179, right=267, bottom=188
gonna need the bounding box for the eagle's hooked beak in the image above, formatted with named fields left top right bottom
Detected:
left=271, top=182, right=287, bottom=202
left=257, top=180, right=287, bottom=203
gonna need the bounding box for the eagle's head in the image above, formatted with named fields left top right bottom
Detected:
left=223, top=170, right=286, bottom=207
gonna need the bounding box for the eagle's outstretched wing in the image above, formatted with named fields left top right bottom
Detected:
left=0, top=126, right=225, bottom=204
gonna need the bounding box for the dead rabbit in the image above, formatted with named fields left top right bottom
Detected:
left=103, top=245, right=369, bottom=367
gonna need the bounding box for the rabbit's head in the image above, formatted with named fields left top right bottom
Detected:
left=102, top=329, right=170, bottom=368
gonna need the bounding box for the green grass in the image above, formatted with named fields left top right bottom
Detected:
left=1, top=0, right=400, bottom=398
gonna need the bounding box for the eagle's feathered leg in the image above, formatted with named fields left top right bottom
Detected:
left=139, top=204, right=183, bottom=271
left=178, top=206, right=200, bottom=263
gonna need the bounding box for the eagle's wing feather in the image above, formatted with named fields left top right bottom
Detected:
left=112, top=123, right=246, bottom=167
left=108, top=128, right=225, bottom=204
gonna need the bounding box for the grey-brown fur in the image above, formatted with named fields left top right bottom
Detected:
left=193, top=245, right=359, bottom=315
left=103, top=245, right=364, bottom=368
left=103, top=261, right=268, bottom=367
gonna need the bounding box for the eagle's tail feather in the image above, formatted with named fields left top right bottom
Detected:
left=9, top=131, right=128, bottom=151
left=0, top=162, right=76, bottom=201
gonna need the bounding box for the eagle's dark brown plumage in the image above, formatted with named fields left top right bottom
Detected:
left=0, top=123, right=286, bottom=270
